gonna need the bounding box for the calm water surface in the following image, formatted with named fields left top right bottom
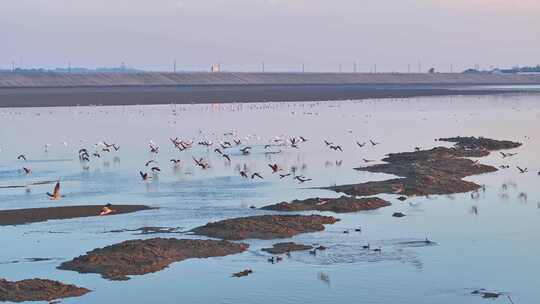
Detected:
left=0, top=93, right=539, bottom=303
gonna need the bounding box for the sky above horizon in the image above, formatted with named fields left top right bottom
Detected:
left=2, top=0, right=539, bottom=72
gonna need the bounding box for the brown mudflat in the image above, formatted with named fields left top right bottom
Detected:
left=58, top=238, right=248, bottom=281
left=261, top=196, right=390, bottom=213
left=0, top=278, right=90, bottom=302
left=328, top=137, right=521, bottom=197
left=261, top=242, right=313, bottom=254
left=0, top=204, right=154, bottom=226
left=191, top=215, right=339, bottom=240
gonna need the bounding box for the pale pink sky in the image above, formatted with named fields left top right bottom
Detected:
left=2, top=0, right=539, bottom=72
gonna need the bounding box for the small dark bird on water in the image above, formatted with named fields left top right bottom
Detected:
left=17, top=154, right=27, bottom=161
left=251, top=173, right=263, bottom=179
left=145, top=160, right=157, bottom=167
left=279, top=173, right=292, bottom=179
left=22, top=167, right=32, bottom=175
left=240, top=147, right=252, bottom=155
left=151, top=167, right=161, bottom=173
left=222, top=154, right=231, bottom=162
left=369, top=140, right=380, bottom=146
left=500, top=152, right=517, bottom=158
left=239, top=171, right=248, bottom=178
left=356, top=141, right=366, bottom=148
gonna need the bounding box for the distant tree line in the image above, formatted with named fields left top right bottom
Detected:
left=463, top=65, right=540, bottom=74
left=0, top=66, right=142, bottom=74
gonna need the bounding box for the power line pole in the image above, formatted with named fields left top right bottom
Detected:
left=407, top=64, right=411, bottom=73
left=11, top=61, right=15, bottom=72
left=418, top=61, right=422, bottom=73
left=374, top=64, right=377, bottom=74
left=302, top=63, right=305, bottom=73
left=262, top=62, right=265, bottom=73
left=339, top=64, right=342, bottom=73
left=173, top=60, right=177, bottom=73
left=353, top=61, right=357, bottom=73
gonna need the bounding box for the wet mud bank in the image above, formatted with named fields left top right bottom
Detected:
left=261, top=242, right=313, bottom=254
left=261, top=196, right=390, bottom=213
left=0, top=278, right=89, bottom=302
left=58, top=238, right=248, bottom=281
left=0, top=204, right=154, bottom=226
left=327, top=137, right=521, bottom=197
left=191, top=215, right=339, bottom=240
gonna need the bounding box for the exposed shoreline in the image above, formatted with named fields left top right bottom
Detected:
left=0, top=83, right=533, bottom=108
left=1, top=72, right=539, bottom=108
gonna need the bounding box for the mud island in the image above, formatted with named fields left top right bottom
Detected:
left=191, top=215, right=339, bottom=240
left=0, top=278, right=90, bottom=302
left=58, top=238, right=248, bottom=281
left=261, top=196, right=390, bottom=213
left=327, top=137, right=521, bottom=197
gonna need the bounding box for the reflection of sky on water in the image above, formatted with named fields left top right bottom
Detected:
left=0, top=93, right=539, bottom=303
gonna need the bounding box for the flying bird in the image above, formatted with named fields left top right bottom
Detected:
left=222, top=154, right=231, bottom=162
left=46, top=182, right=64, bottom=200
left=517, top=166, right=528, bottom=173
left=295, top=176, right=312, bottom=183
left=139, top=171, right=151, bottom=181
left=268, top=164, right=279, bottom=173
left=251, top=173, right=263, bottom=179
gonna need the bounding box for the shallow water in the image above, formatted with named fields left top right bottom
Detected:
left=0, top=93, right=539, bottom=303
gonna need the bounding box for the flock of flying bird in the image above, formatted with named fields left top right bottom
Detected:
left=11, top=131, right=538, bottom=201
left=11, top=132, right=386, bottom=200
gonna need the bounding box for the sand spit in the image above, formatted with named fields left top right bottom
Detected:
left=0, top=205, right=154, bottom=226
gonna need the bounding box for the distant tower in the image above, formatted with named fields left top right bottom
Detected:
left=211, top=63, right=221, bottom=72
left=173, top=60, right=177, bottom=73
